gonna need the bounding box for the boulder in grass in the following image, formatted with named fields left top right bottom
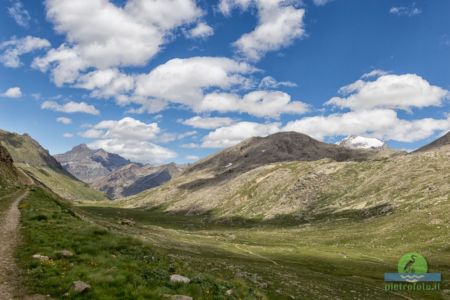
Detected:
left=72, top=281, right=91, bottom=293
left=59, top=250, right=74, bottom=257
left=32, top=254, right=49, bottom=262
left=119, top=219, right=136, bottom=226
left=170, top=295, right=193, bottom=300
left=170, top=274, right=190, bottom=284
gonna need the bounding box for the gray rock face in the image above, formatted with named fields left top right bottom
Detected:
left=55, top=144, right=131, bottom=183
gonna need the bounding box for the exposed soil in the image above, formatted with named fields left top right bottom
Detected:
left=0, top=191, right=28, bottom=299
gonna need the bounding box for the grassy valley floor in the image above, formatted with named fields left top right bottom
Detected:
left=78, top=204, right=450, bottom=299
left=17, top=188, right=263, bottom=299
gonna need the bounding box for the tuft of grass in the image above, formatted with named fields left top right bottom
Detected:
left=17, top=188, right=264, bottom=299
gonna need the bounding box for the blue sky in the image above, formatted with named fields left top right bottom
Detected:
left=1, top=0, right=449, bottom=164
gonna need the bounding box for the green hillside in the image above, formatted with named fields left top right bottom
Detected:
left=0, top=129, right=106, bottom=201
left=18, top=164, right=106, bottom=202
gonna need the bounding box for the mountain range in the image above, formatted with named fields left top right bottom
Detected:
left=1, top=128, right=448, bottom=210
left=122, top=131, right=411, bottom=217
left=55, top=144, right=184, bottom=199
left=54, top=144, right=131, bottom=183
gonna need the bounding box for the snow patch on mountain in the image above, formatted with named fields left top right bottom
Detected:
left=338, top=136, right=385, bottom=150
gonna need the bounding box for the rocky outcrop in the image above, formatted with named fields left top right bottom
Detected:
left=0, top=144, right=18, bottom=186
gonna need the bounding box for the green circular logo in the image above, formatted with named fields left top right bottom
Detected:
left=397, top=253, right=428, bottom=274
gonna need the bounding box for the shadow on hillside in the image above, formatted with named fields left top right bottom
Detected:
left=81, top=202, right=394, bottom=230
left=122, top=170, right=172, bottom=197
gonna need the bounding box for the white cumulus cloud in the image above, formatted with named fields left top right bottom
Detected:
left=1, top=87, right=22, bottom=98
left=8, top=0, right=31, bottom=28
left=41, top=100, right=100, bottom=115
left=202, top=121, right=281, bottom=148
left=182, top=116, right=236, bottom=129
left=199, top=90, right=309, bottom=118
left=312, top=0, right=332, bottom=6
left=34, top=0, right=203, bottom=86
left=181, top=143, right=200, bottom=149
left=63, top=133, right=74, bottom=138
left=135, top=56, right=256, bottom=110
left=229, top=0, right=306, bottom=61
left=326, top=74, right=449, bottom=111
left=0, top=36, right=50, bottom=68
left=360, top=69, right=389, bottom=79
left=258, top=76, right=297, bottom=89
left=91, top=117, right=160, bottom=140
left=56, top=117, right=72, bottom=124
left=283, top=109, right=450, bottom=143
left=75, top=68, right=135, bottom=98
left=218, top=0, right=252, bottom=15
left=89, top=139, right=176, bottom=164
left=390, top=5, right=422, bottom=17
left=81, top=117, right=175, bottom=163
left=187, top=22, right=214, bottom=39
left=79, top=129, right=104, bottom=138
left=200, top=109, right=450, bottom=149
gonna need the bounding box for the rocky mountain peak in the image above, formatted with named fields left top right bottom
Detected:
left=55, top=144, right=130, bottom=183
left=72, top=144, right=90, bottom=152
